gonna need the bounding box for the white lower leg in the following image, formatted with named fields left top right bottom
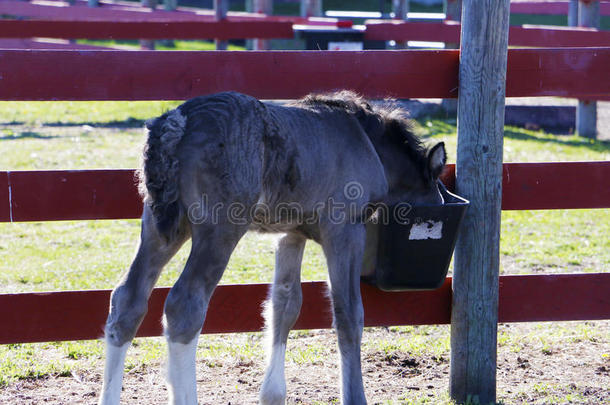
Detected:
left=99, top=341, right=130, bottom=405
left=260, top=344, right=287, bottom=405
left=167, top=334, right=200, bottom=405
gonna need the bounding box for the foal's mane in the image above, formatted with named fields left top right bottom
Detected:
left=295, top=91, right=429, bottom=175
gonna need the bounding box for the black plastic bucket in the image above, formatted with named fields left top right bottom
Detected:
left=361, top=183, right=469, bottom=291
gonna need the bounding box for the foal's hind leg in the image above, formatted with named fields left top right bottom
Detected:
left=260, top=233, right=306, bottom=405
left=164, top=222, right=247, bottom=405
left=321, top=223, right=367, bottom=405
left=99, top=206, right=189, bottom=405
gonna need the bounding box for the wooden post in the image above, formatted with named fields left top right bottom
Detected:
left=577, top=0, right=599, bottom=138
left=140, top=0, right=157, bottom=50
left=246, top=0, right=254, bottom=50
left=445, top=0, right=462, bottom=21
left=450, top=1, right=510, bottom=404
left=215, top=0, right=229, bottom=50
left=441, top=0, right=461, bottom=116
left=392, top=0, right=409, bottom=20
left=568, top=0, right=579, bottom=26
left=160, top=0, right=177, bottom=47
left=392, top=0, right=409, bottom=49
left=164, top=0, right=177, bottom=11
left=301, top=0, right=322, bottom=18
left=253, top=0, right=273, bottom=50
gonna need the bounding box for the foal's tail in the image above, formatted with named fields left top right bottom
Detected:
left=138, top=108, right=188, bottom=242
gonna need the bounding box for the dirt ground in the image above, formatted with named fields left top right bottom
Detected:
left=1, top=322, right=608, bottom=405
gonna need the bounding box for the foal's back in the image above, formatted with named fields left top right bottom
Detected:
left=173, top=92, right=388, bottom=231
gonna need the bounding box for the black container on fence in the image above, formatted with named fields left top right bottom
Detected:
left=361, top=182, right=469, bottom=291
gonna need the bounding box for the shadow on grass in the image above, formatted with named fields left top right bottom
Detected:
left=504, top=129, right=610, bottom=153
left=0, top=131, right=61, bottom=141
left=1, top=118, right=145, bottom=129
left=44, top=118, right=146, bottom=129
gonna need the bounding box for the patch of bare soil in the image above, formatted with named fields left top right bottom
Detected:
left=1, top=323, right=608, bottom=404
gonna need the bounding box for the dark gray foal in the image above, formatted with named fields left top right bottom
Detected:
left=98, top=91, right=446, bottom=405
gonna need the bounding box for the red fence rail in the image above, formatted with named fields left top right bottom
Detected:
left=0, top=19, right=294, bottom=40
left=1, top=48, right=609, bottom=101
left=1, top=273, right=608, bottom=344
left=1, top=162, right=609, bottom=223
left=510, top=0, right=610, bottom=16
left=2, top=19, right=610, bottom=47
left=0, top=0, right=337, bottom=25
left=365, top=21, right=610, bottom=47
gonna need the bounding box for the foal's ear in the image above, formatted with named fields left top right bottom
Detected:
left=428, top=142, right=447, bottom=179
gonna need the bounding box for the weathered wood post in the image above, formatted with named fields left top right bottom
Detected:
left=140, top=0, right=158, bottom=50
left=301, top=0, right=322, bottom=18
left=445, top=0, right=462, bottom=23
left=253, top=0, right=273, bottom=50
left=450, top=1, right=510, bottom=404
left=568, top=0, right=579, bottom=26
left=392, top=0, right=409, bottom=21
left=160, top=0, right=177, bottom=47
left=392, top=0, right=409, bottom=49
left=215, top=0, right=229, bottom=50
left=577, top=0, right=599, bottom=138
left=164, top=0, right=177, bottom=11
left=441, top=0, right=462, bottom=116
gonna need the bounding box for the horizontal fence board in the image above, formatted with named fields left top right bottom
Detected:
left=0, top=19, right=295, bottom=40
left=0, top=0, right=267, bottom=22
left=7, top=170, right=143, bottom=222
left=506, top=48, right=609, bottom=98
left=0, top=274, right=607, bottom=344
left=0, top=48, right=608, bottom=101
left=1, top=162, right=608, bottom=223
left=0, top=50, right=460, bottom=100
left=365, top=21, right=610, bottom=47
left=509, top=25, right=610, bottom=48
left=0, top=0, right=334, bottom=24
left=510, top=1, right=610, bottom=16
left=501, top=161, right=610, bottom=210
left=498, top=273, right=610, bottom=323
left=366, top=21, right=460, bottom=43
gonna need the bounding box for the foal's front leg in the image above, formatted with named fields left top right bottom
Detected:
left=321, top=223, right=367, bottom=405
left=260, top=233, right=306, bottom=405
left=99, top=206, right=188, bottom=405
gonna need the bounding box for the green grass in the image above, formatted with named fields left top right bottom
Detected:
left=0, top=100, right=180, bottom=126
left=0, top=101, right=608, bottom=401
left=76, top=39, right=246, bottom=51
left=415, top=119, right=610, bottom=163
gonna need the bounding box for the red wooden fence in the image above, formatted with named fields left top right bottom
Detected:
left=2, top=18, right=609, bottom=47
left=365, top=21, right=610, bottom=48
left=510, top=0, right=610, bottom=16
left=0, top=47, right=608, bottom=344
left=1, top=273, right=609, bottom=344
left=1, top=48, right=609, bottom=101
left=0, top=162, right=608, bottom=344
left=1, top=162, right=609, bottom=223
left=0, top=19, right=294, bottom=40
left=0, top=0, right=338, bottom=25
